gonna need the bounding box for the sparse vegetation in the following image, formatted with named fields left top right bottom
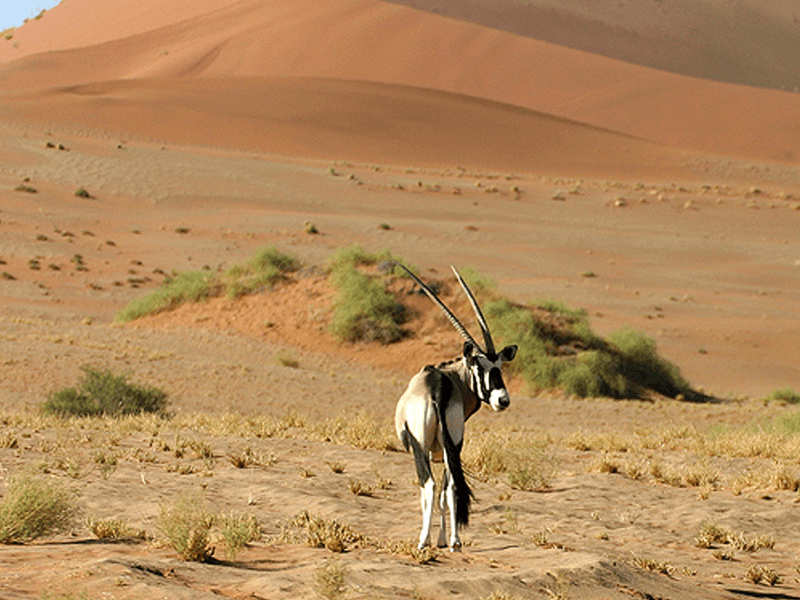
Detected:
left=282, top=511, right=364, bottom=553
left=115, top=270, right=218, bottom=321
left=87, top=516, right=146, bottom=541
left=745, top=564, right=781, bottom=586
left=314, top=560, right=348, bottom=600
left=114, top=250, right=696, bottom=400
left=43, top=365, right=169, bottom=417
left=0, top=474, right=77, bottom=543
left=630, top=552, right=674, bottom=576
left=328, top=245, right=406, bottom=343
left=695, top=521, right=775, bottom=554
left=765, top=388, right=800, bottom=404
left=223, top=245, right=300, bottom=298
left=157, top=492, right=215, bottom=562
left=217, top=512, right=261, bottom=560
left=116, top=245, right=298, bottom=321
left=465, top=271, right=695, bottom=400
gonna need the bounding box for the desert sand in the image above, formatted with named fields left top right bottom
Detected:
left=1, top=0, right=800, bottom=598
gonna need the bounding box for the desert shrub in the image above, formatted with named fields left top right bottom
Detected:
left=484, top=293, right=693, bottom=400
left=87, top=516, right=145, bottom=540
left=327, top=244, right=396, bottom=271
left=0, top=474, right=77, bottom=543
left=464, top=429, right=555, bottom=489
left=631, top=552, right=674, bottom=575
left=224, top=246, right=300, bottom=298
left=116, top=270, right=218, bottom=321
left=765, top=388, right=800, bottom=404
left=312, top=412, right=398, bottom=451
left=157, top=492, right=215, bottom=562
left=116, top=246, right=299, bottom=320
left=218, top=512, right=261, bottom=560
left=43, top=366, right=169, bottom=417
left=330, top=264, right=405, bottom=343
left=314, top=560, right=348, bottom=600
left=607, top=328, right=691, bottom=398
left=745, top=564, right=781, bottom=586
left=281, top=511, right=364, bottom=553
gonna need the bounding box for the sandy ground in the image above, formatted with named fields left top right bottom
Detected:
left=1, top=0, right=800, bottom=597
left=1, top=123, right=800, bottom=600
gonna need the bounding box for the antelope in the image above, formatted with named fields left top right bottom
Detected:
left=394, top=263, right=517, bottom=551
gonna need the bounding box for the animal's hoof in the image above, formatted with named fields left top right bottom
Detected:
left=449, top=543, right=462, bottom=553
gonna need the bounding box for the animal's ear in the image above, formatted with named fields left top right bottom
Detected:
left=462, top=341, right=476, bottom=357
left=500, top=345, right=518, bottom=362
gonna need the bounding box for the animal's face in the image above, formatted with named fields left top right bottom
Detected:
left=464, top=342, right=518, bottom=411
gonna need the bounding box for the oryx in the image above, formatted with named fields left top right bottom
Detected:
left=394, top=263, right=517, bottom=551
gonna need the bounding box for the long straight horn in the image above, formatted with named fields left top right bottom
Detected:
left=450, top=266, right=495, bottom=354
left=393, top=262, right=479, bottom=349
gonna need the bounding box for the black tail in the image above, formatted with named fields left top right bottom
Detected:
left=431, top=368, right=472, bottom=527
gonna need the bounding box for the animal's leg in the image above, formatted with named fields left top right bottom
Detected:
left=443, top=467, right=461, bottom=551
left=419, top=475, right=436, bottom=549
left=404, top=424, right=436, bottom=549
left=439, top=397, right=466, bottom=552
left=437, top=469, right=449, bottom=548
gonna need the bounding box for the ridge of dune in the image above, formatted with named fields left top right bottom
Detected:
left=0, top=76, right=697, bottom=178
left=1, top=0, right=799, bottom=166
left=386, top=0, right=800, bottom=93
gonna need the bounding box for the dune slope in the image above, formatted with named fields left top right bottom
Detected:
left=0, top=76, right=702, bottom=178
left=386, top=0, right=800, bottom=92
left=1, top=0, right=799, bottom=166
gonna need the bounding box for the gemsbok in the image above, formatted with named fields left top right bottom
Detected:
left=394, top=263, right=517, bottom=551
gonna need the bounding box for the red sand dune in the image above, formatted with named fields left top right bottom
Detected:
left=0, top=77, right=696, bottom=178
left=387, top=0, right=800, bottom=93
left=1, top=0, right=799, bottom=168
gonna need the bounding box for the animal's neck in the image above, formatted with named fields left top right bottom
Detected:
left=436, top=358, right=481, bottom=421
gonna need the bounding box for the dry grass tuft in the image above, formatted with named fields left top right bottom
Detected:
left=217, top=512, right=261, bottom=560
left=695, top=521, right=774, bottom=554
left=382, top=539, right=440, bottom=564
left=312, top=412, right=398, bottom=451
left=631, top=552, right=674, bottom=576
left=347, top=478, right=375, bottom=497
left=314, top=560, right=348, bottom=600
left=465, top=429, right=555, bottom=490
left=281, top=511, right=364, bottom=553
left=0, top=474, right=77, bottom=543
left=157, top=492, right=215, bottom=562
left=745, top=564, right=781, bottom=586
left=87, top=516, right=146, bottom=541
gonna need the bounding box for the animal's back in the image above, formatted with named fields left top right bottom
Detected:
left=395, top=366, right=442, bottom=455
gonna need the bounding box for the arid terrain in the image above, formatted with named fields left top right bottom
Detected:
left=1, top=0, right=800, bottom=598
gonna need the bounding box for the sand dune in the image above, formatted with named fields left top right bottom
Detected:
left=2, top=2, right=800, bottom=598
left=387, top=0, right=800, bottom=92
left=1, top=76, right=702, bottom=178
left=2, top=0, right=800, bottom=166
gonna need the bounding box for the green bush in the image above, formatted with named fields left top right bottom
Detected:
left=115, top=270, right=217, bottom=321
left=765, top=388, right=800, bottom=404
left=484, top=293, right=692, bottom=400
left=326, top=245, right=408, bottom=343
left=157, top=492, right=215, bottom=562
left=116, top=246, right=299, bottom=321
left=43, top=366, right=169, bottom=417
left=0, top=474, right=77, bottom=543
left=607, top=328, right=691, bottom=398
left=218, top=512, right=262, bottom=560
left=330, top=265, right=404, bottom=343
left=224, top=246, right=300, bottom=298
